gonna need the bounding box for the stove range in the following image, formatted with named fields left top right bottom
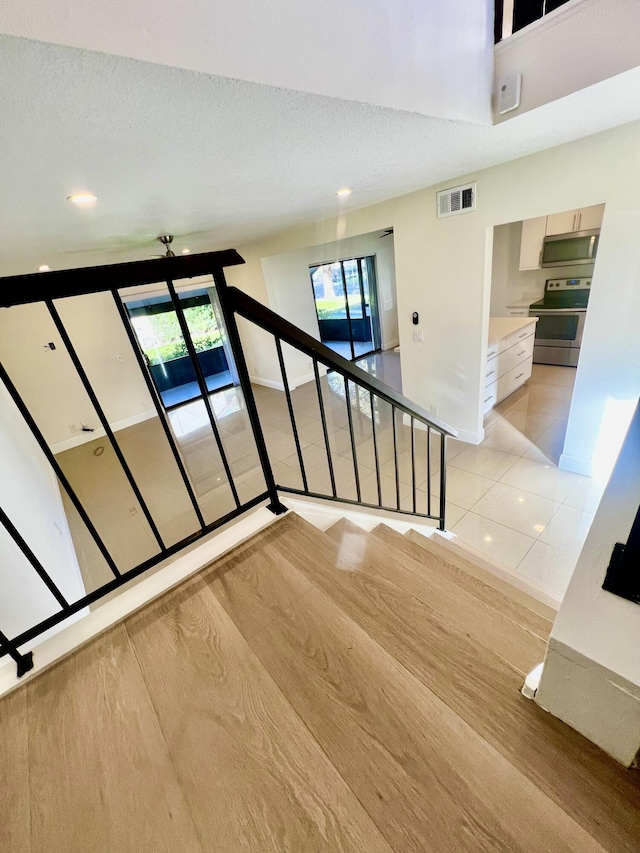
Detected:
left=528, top=278, right=591, bottom=367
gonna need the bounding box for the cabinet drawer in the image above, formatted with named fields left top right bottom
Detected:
left=506, top=323, right=536, bottom=350
left=485, top=355, right=500, bottom=386
left=497, top=357, right=533, bottom=402
left=483, top=380, right=497, bottom=413
left=502, top=334, right=535, bottom=375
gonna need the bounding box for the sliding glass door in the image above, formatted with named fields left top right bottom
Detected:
left=310, top=255, right=381, bottom=361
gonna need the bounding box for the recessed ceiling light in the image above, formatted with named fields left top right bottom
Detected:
left=182, top=248, right=190, bottom=254
left=38, top=264, right=50, bottom=272
left=336, top=188, right=352, bottom=198
left=67, top=193, right=98, bottom=205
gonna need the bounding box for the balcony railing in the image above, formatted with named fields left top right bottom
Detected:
left=0, top=251, right=455, bottom=677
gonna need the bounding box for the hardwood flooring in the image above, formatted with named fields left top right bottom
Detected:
left=2, top=511, right=639, bottom=852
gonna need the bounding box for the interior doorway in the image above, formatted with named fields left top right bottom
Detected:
left=124, top=286, right=236, bottom=409
left=309, top=256, right=381, bottom=361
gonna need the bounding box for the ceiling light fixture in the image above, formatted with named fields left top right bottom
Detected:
left=38, top=264, right=50, bottom=272
left=336, top=188, right=352, bottom=198
left=67, top=193, right=98, bottom=205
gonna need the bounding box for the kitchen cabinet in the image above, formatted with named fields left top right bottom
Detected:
left=518, top=216, right=547, bottom=270
left=546, top=204, right=604, bottom=235
left=484, top=318, right=537, bottom=413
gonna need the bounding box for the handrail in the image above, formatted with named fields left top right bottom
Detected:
left=228, top=287, right=457, bottom=438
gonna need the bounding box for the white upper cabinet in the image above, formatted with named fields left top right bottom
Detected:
left=518, top=216, right=547, bottom=270
left=546, top=209, right=578, bottom=235
left=546, top=204, right=605, bottom=235
left=575, top=203, right=605, bottom=231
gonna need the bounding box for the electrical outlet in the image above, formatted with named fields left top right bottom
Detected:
left=128, top=506, right=138, bottom=516
left=413, top=330, right=424, bottom=342
left=431, top=404, right=439, bottom=416
left=69, top=423, right=81, bottom=433
left=115, top=354, right=124, bottom=363
left=140, top=399, right=147, bottom=407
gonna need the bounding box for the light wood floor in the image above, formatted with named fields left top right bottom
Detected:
left=2, top=513, right=640, bottom=852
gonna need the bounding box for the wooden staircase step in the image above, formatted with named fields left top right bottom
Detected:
left=402, top=528, right=553, bottom=639
left=205, top=519, right=608, bottom=853
left=324, top=519, right=545, bottom=675
left=406, top=528, right=556, bottom=627
left=263, top=513, right=640, bottom=853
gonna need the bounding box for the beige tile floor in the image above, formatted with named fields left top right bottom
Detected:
left=56, top=353, right=598, bottom=601
left=446, top=364, right=605, bottom=598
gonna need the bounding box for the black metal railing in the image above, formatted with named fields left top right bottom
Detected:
left=495, top=0, right=571, bottom=43
left=0, top=250, right=454, bottom=676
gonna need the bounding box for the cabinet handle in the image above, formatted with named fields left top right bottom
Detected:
left=486, top=370, right=495, bottom=378
left=516, top=373, right=524, bottom=380
left=484, top=396, right=492, bottom=403
left=577, top=212, right=582, bottom=230
left=517, top=349, right=526, bottom=356
left=518, top=332, right=527, bottom=338
left=572, top=213, right=577, bottom=231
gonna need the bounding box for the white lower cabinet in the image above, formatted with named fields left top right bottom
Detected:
left=485, top=320, right=535, bottom=411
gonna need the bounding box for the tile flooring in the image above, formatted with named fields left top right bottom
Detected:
left=56, top=354, right=598, bottom=601
left=447, top=364, right=604, bottom=597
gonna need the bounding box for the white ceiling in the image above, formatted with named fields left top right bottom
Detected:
left=1, top=0, right=494, bottom=122
left=1, top=32, right=640, bottom=276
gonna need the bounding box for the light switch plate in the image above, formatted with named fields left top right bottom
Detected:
left=413, top=331, right=424, bottom=342
left=497, top=72, right=521, bottom=114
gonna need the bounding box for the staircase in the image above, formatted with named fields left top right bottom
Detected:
left=5, top=510, right=640, bottom=852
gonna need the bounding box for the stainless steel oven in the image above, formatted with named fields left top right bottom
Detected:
left=528, top=278, right=590, bottom=367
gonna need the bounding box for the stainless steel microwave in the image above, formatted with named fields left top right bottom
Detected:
left=541, top=229, right=599, bottom=267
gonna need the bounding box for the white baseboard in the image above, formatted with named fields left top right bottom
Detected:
left=249, top=375, right=286, bottom=392
left=51, top=410, right=157, bottom=454
left=383, top=338, right=399, bottom=350
left=559, top=453, right=593, bottom=476
left=0, top=505, right=279, bottom=700
left=249, top=367, right=326, bottom=393
left=455, top=427, right=482, bottom=445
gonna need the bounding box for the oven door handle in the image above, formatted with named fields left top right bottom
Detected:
left=529, top=309, right=587, bottom=315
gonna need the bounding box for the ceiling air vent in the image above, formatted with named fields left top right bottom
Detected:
left=436, top=182, right=476, bottom=219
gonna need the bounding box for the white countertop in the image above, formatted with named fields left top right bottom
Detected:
left=488, top=316, right=537, bottom=347
left=505, top=297, right=537, bottom=308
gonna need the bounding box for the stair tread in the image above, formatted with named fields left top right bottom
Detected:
left=259, top=513, right=640, bottom=853
left=323, top=519, right=545, bottom=675
left=207, top=523, right=610, bottom=853
left=407, top=528, right=557, bottom=625
left=404, top=528, right=553, bottom=638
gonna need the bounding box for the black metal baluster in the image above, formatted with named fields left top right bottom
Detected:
left=439, top=432, right=447, bottom=531
left=369, top=391, right=382, bottom=507
left=344, top=378, right=361, bottom=503
left=313, top=360, right=337, bottom=497
left=392, top=406, right=400, bottom=510
left=275, top=337, right=308, bottom=492
left=0, top=507, right=68, bottom=608
left=340, top=262, right=356, bottom=362
left=164, top=280, right=242, bottom=510
left=210, top=272, right=286, bottom=515
left=111, top=291, right=207, bottom=532
left=410, top=417, right=416, bottom=514
left=0, top=362, right=121, bottom=578
left=46, top=300, right=166, bottom=552
left=0, top=628, right=33, bottom=677
left=427, top=426, right=432, bottom=518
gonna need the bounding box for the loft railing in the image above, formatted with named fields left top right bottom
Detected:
left=0, top=251, right=455, bottom=676
left=495, top=0, right=571, bottom=43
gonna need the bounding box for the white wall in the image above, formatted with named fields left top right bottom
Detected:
left=233, top=120, right=640, bottom=458
left=495, top=0, right=640, bottom=121
left=0, top=293, right=156, bottom=452
left=490, top=220, right=594, bottom=316
left=536, top=402, right=640, bottom=766
left=3, top=0, right=493, bottom=123
left=0, top=382, right=86, bottom=640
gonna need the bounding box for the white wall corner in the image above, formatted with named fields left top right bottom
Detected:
left=249, top=374, right=286, bottom=392
left=558, top=453, right=593, bottom=477
left=536, top=638, right=640, bottom=767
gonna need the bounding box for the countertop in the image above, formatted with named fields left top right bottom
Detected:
left=488, top=316, right=537, bottom=347
left=505, top=297, right=537, bottom=308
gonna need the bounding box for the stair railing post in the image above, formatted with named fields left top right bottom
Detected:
left=439, top=432, right=447, bottom=531
left=211, top=269, right=287, bottom=515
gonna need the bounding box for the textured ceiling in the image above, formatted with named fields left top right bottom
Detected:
left=1, top=0, right=494, bottom=122
left=1, top=34, right=640, bottom=275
